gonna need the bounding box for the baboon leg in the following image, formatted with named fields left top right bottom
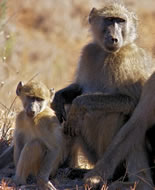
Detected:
left=38, top=147, right=63, bottom=180
left=86, top=108, right=146, bottom=179
left=35, top=147, right=60, bottom=190
left=69, top=138, right=81, bottom=168
left=15, top=139, right=45, bottom=185
left=84, top=117, right=145, bottom=187
left=36, top=148, right=62, bottom=190
left=127, top=144, right=154, bottom=190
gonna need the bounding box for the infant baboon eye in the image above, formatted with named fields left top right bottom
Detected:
left=27, top=96, right=43, bottom=102
left=27, top=96, right=35, bottom=101
left=107, top=17, right=113, bottom=21
left=35, top=97, right=44, bottom=102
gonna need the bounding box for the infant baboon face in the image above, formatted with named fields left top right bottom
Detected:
left=23, top=95, right=47, bottom=117
left=16, top=81, right=53, bottom=118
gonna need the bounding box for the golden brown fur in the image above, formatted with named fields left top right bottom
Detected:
left=13, top=81, right=70, bottom=190
left=96, top=72, right=155, bottom=190
left=52, top=2, right=154, bottom=189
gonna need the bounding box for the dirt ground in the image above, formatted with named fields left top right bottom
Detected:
left=0, top=140, right=88, bottom=190
left=0, top=164, right=84, bottom=190
left=0, top=0, right=155, bottom=189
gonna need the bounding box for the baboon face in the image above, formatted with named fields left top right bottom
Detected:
left=16, top=81, right=51, bottom=118
left=22, top=95, right=47, bottom=117
left=101, top=17, right=126, bottom=52
left=90, top=15, right=127, bottom=52
left=89, top=4, right=137, bottom=52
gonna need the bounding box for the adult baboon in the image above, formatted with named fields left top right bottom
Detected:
left=51, top=2, right=154, bottom=189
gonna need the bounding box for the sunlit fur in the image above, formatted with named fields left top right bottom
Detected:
left=63, top=2, right=154, bottom=189
left=89, top=2, right=138, bottom=50
left=14, top=81, right=69, bottom=189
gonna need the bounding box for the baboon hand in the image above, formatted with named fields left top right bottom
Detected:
left=84, top=170, right=104, bottom=189
left=64, top=112, right=81, bottom=136
left=55, top=104, right=66, bottom=123
left=64, top=101, right=87, bottom=136
left=37, top=177, right=57, bottom=190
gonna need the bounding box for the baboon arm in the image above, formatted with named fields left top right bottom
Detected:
left=64, top=93, right=135, bottom=136
left=51, top=83, right=82, bottom=122
left=73, top=94, right=135, bottom=114
left=38, top=148, right=61, bottom=181
left=55, top=83, right=83, bottom=104
left=0, top=145, right=14, bottom=169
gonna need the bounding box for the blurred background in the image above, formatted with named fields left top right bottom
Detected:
left=0, top=0, right=154, bottom=110
left=0, top=0, right=154, bottom=185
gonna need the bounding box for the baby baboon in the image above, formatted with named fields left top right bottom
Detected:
left=51, top=2, right=154, bottom=189
left=13, top=81, right=69, bottom=190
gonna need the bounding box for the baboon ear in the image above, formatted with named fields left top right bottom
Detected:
left=89, top=7, right=97, bottom=24
left=131, top=12, right=138, bottom=26
left=49, top=88, right=55, bottom=102
left=16, top=81, right=24, bottom=96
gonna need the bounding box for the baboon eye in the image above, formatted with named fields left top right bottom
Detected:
left=104, top=17, right=126, bottom=24
left=35, top=97, right=44, bottom=102
left=27, top=96, right=34, bottom=101
left=104, top=17, right=114, bottom=24
left=27, top=96, right=43, bottom=102
left=115, top=18, right=126, bottom=23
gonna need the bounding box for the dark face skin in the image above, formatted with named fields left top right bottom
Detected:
left=16, top=81, right=51, bottom=118
left=102, top=17, right=126, bottom=52
left=92, top=16, right=127, bottom=52
left=22, top=95, right=46, bottom=118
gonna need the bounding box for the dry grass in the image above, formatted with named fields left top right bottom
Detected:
left=0, top=0, right=155, bottom=189
left=0, top=0, right=155, bottom=108
left=0, top=180, right=15, bottom=190
left=0, top=105, right=16, bottom=142
left=0, top=0, right=154, bottom=140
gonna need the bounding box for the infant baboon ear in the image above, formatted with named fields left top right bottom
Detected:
left=50, top=88, right=55, bottom=102
left=16, top=81, right=24, bottom=96
left=89, top=7, right=97, bottom=24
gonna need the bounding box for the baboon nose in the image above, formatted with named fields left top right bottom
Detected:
left=111, top=37, right=118, bottom=44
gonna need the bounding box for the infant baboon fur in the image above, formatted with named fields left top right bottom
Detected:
left=52, top=2, right=154, bottom=189
left=10, top=81, right=70, bottom=190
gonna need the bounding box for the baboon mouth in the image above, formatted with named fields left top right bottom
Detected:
left=27, top=112, right=35, bottom=118
left=104, top=45, right=120, bottom=52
